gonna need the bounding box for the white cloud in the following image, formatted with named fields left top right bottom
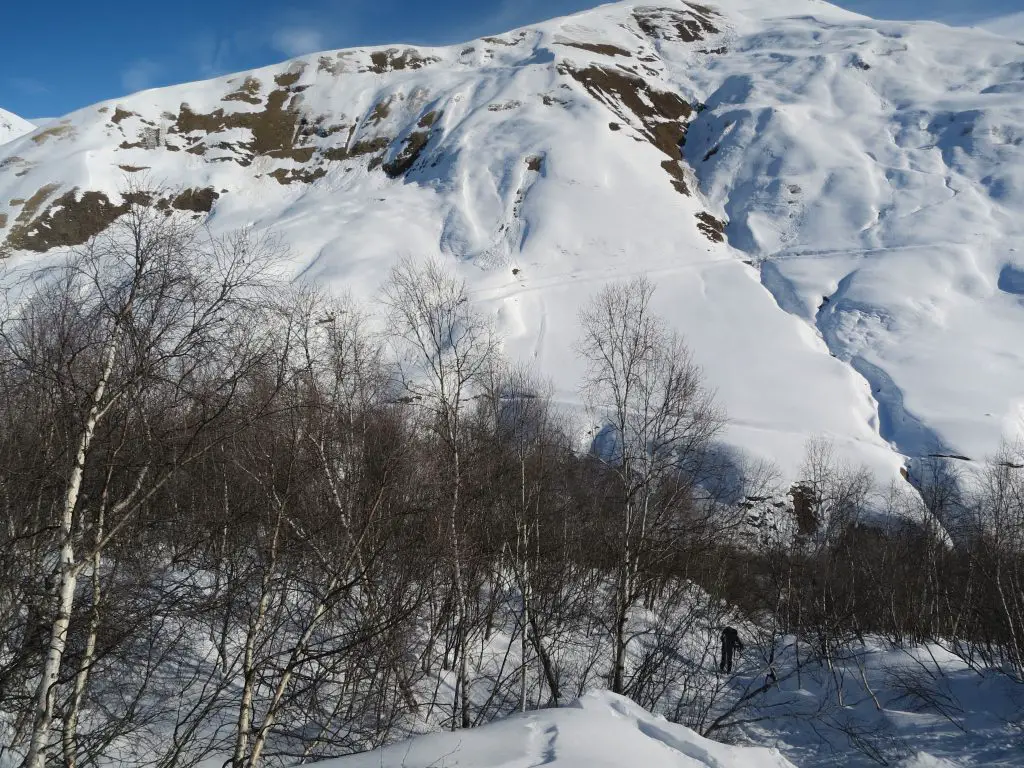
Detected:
left=271, top=27, right=325, bottom=58
left=121, top=59, right=162, bottom=93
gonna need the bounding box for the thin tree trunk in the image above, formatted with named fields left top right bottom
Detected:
left=612, top=497, right=633, bottom=695
left=449, top=437, right=471, bottom=730
left=22, top=336, right=116, bottom=768
left=61, top=492, right=106, bottom=768
left=247, top=581, right=338, bottom=767
left=528, top=611, right=560, bottom=706
left=232, top=511, right=282, bottom=768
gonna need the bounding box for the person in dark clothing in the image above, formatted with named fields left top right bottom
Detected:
left=719, top=626, right=743, bottom=673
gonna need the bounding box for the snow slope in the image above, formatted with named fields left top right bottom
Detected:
left=303, top=663, right=1022, bottom=768
left=682, top=3, right=1024, bottom=472
left=987, top=15, right=1024, bottom=41
left=743, top=640, right=1024, bottom=767
left=830, top=0, right=1024, bottom=40
left=0, top=107, right=33, bottom=145
left=310, top=691, right=795, bottom=768
left=0, top=0, right=1021, bottom=486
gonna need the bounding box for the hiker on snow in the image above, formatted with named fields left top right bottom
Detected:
left=719, top=626, right=743, bottom=673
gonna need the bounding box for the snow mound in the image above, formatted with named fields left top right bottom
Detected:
left=0, top=108, right=33, bottom=145
left=311, top=692, right=795, bottom=768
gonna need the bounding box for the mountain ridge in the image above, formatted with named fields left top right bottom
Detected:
left=0, top=107, right=34, bottom=146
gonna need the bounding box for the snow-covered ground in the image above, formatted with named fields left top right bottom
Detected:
left=0, top=107, right=34, bottom=145
left=679, top=1, right=1024, bottom=476
left=300, top=640, right=1024, bottom=768
left=741, top=640, right=1024, bottom=767
left=0, top=0, right=1021, bottom=489
left=308, top=691, right=795, bottom=768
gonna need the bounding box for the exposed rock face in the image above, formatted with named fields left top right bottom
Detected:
left=633, top=5, right=720, bottom=44
left=696, top=211, right=726, bottom=242
left=170, top=187, right=220, bottom=212
left=0, top=186, right=221, bottom=254
left=559, top=63, right=693, bottom=194
left=3, top=189, right=126, bottom=253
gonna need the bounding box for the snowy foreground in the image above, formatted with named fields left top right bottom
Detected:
left=296, top=643, right=1023, bottom=768
left=746, top=642, right=1024, bottom=768
left=309, top=692, right=794, bottom=768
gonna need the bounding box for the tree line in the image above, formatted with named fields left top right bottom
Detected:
left=0, top=194, right=1021, bottom=767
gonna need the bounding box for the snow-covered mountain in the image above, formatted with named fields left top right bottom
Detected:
left=0, top=107, right=34, bottom=145
left=1, top=0, right=1022, bottom=486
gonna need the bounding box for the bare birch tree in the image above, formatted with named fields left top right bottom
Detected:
left=2, top=192, right=276, bottom=768
left=576, top=276, right=724, bottom=694
left=381, top=256, right=500, bottom=729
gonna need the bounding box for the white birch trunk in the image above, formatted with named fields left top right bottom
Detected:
left=22, top=337, right=117, bottom=768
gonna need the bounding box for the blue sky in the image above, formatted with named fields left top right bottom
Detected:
left=5, top=0, right=1020, bottom=119
left=2, top=0, right=597, bottom=119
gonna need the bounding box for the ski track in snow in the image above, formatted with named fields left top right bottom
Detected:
left=529, top=721, right=559, bottom=767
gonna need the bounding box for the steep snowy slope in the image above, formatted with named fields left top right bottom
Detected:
left=682, top=5, right=1024, bottom=471
left=0, top=0, right=1021, bottom=486
left=312, top=691, right=795, bottom=768
left=0, top=107, right=33, bottom=145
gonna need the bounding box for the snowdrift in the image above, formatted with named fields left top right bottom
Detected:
left=310, top=691, right=795, bottom=768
